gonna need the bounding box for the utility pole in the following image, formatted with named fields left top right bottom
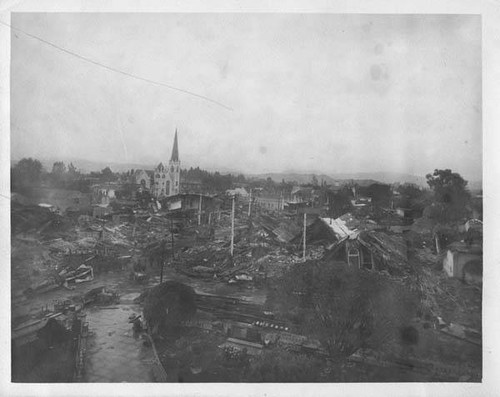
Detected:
left=303, top=212, right=307, bottom=262
left=160, top=238, right=166, bottom=284
left=248, top=189, right=252, bottom=217
left=170, top=216, right=175, bottom=261
left=198, top=194, right=202, bottom=225
left=230, top=195, right=235, bottom=257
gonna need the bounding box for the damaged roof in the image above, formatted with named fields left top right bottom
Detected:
left=254, top=213, right=304, bottom=244
left=320, top=215, right=359, bottom=240
left=273, top=222, right=302, bottom=243
left=358, top=230, right=408, bottom=265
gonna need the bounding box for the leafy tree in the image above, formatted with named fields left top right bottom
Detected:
left=425, top=169, right=470, bottom=221
left=264, top=177, right=276, bottom=191
left=328, top=187, right=353, bottom=218
left=47, top=160, right=85, bottom=189
left=11, top=157, right=43, bottom=192
left=235, top=173, right=246, bottom=183
left=279, top=180, right=295, bottom=197
left=271, top=262, right=418, bottom=358
left=48, top=161, right=68, bottom=188
left=367, top=183, right=392, bottom=207
left=100, top=166, right=115, bottom=182
left=181, top=166, right=237, bottom=193
left=51, top=161, right=66, bottom=175
left=143, top=281, right=197, bottom=334
left=67, top=162, right=78, bottom=176
left=397, top=183, right=422, bottom=200
left=396, top=183, right=430, bottom=216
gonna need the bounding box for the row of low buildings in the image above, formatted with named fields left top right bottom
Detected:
left=15, top=130, right=202, bottom=218
left=225, top=186, right=340, bottom=212
left=19, top=129, right=396, bottom=218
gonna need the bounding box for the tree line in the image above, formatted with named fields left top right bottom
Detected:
left=11, top=157, right=477, bottom=223
left=11, top=158, right=117, bottom=194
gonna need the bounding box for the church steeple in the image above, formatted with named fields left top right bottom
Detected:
left=170, top=129, right=179, bottom=162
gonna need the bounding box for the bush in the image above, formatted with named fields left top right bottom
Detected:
left=269, top=262, right=419, bottom=357
left=143, top=281, right=197, bottom=334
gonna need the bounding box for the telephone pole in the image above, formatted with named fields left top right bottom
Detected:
left=248, top=189, right=252, bottom=217
left=170, top=216, right=175, bottom=261
left=303, top=212, right=307, bottom=262
left=230, top=195, right=235, bottom=257
left=160, top=238, right=166, bottom=284
left=198, top=194, right=203, bottom=225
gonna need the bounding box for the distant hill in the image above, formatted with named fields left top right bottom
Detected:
left=249, top=173, right=338, bottom=185
left=331, top=172, right=428, bottom=187
left=11, top=157, right=481, bottom=190
left=250, top=171, right=429, bottom=187
left=467, top=181, right=483, bottom=192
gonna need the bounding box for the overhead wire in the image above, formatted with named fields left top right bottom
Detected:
left=0, top=19, right=233, bottom=111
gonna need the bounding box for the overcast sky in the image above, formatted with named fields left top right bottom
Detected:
left=10, top=13, right=481, bottom=180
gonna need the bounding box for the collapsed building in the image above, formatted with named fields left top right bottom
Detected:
left=10, top=170, right=483, bottom=382
left=302, top=214, right=409, bottom=274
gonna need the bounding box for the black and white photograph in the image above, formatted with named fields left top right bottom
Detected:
left=1, top=1, right=499, bottom=396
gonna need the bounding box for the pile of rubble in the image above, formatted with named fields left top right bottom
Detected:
left=11, top=203, right=141, bottom=303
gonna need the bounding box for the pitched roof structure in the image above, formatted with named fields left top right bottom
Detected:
left=357, top=231, right=408, bottom=266
left=320, top=216, right=359, bottom=240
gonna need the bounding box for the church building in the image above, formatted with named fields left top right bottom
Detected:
left=152, top=130, right=181, bottom=198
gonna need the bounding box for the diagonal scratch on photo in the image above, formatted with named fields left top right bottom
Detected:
left=8, top=13, right=482, bottom=383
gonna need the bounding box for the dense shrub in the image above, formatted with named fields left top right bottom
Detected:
left=143, top=281, right=197, bottom=334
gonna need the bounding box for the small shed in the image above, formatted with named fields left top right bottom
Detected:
left=443, top=242, right=482, bottom=280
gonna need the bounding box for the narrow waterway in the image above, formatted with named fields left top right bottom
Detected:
left=83, top=299, right=156, bottom=382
